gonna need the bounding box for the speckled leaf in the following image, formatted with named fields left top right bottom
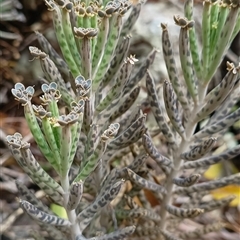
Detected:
left=120, top=3, right=142, bottom=38
left=163, top=81, right=186, bottom=138
left=206, top=5, right=239, bottom=82
left=195, top=63, right=239, bottom=122
left=69, top=114, right=83, bottom=168
left=67, top=181, right=83, bottom=210
left=179, top=222, right=223, bottom=239
left=97, top=36, right=130, bottom=92
left=61, top=5, right=82, bottom=75
left=184, top=0, right=202, bottom=79
left=74, top=140, right=106, bottom=182
left=173, top=174, right=200, bottom=187
left=35, top=31, right=70, bottom=77
left=16, top=181, right=67, bottom=239
left=209, top=82, right=240, bottom=125
left=77, top=35, right=92, bottom=79
left=175, top=16, right=198, bottom=103
left=78, top=180, right=124, bottom=231
left=82, top=98, right=92, bottom=135
left=181, top=137, right=216, bottom=161
left=117, top=207, right=160, bottom=221
left=89, top=226, right=136, bottom=240
left=183, top=144, right=240, bottom=169
left=92, top=17, right=109, bottom=78
left=166, top=205, right=204, bottom=218
left=41, top=117, right=61, bottom=166
left=16, top=180, right=52, bottom=213
left=142, top=134, right=172, bottom=170
left=50, top=2, right=80, bottom=78
left=29, top=46, right=74, bottom=106
left=93, top=14, right=122, bottom=91
left=20, top=147, right=64, bottom=195
left=59, top=125, right=72, bottom=176
left=108, top=114, right=146, bottom=150
left=96, top=59, right=133, bottom=112
left=161, top=23, right=189, bottom=111
left=82, top=124, right=99, bottom=166
left=23, top=103, right=60, bottom=173
left=201, top=1, right=211, bottom=77
left=208, top=1, right=221, bottom=63
left=193, top=107, right=240, bottom=140
left=100, top=168, right=120, bottom=193
left=124, top=50, right=157, bottom=95
left=127, top=154, right=148, bottom=174
left=20, top=199, right=71, bottom=226
left=117, top=108, right=141, bottom=136
left=109, top=87, right=140, bottom=123
left=75, top=123, right=120, bottom=182
left=199, top=195, right=235, bottom=212
left=126, top=168, right=166, bottom=194
left=146, top=71, right=175, bottom=146
left=175, top=173, right=240, bottom=194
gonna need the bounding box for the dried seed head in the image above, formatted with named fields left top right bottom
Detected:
left=6, top=133, right=30, bottom=150
left=101, top=123, right=120, bottom=141
left=76, top=6, right=85, bottom=16
left=55, top=0, right=65, bottom=7
left=32, top=105, right=51, bottom=118
left=75, top=75, right=92, bottom=96
left=29, top=46, right=47, bottom=59
left=98, top=10, right=106, bottom=18
left=44, top=0, right=55, bottom=11
left=39, top=83, right=61, bottom=104
left=57, top=112, right=79, bottom=126
left=65, top=2, right=73, bottom=11
left=71, top=99, right=85, bottom=113
left=74, top=27, right=98, bottom=39
left=126, top=55, right=138, bottom=65
left=11, top=83, right=35, bottom=104
left=161, top=23, right=167, bottom=31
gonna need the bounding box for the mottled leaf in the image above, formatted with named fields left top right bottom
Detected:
left=78, top=180, right=124, bottom=231
left=193, top=107, right=240, bottom=140
left=146, top=71, right=175, bottom=146
left=161, top=23, right=189, bottom=112
left=166, top=205, right=204, bottom=218
left=89, top=226, right=136, bottom=240
left=181, top=137, right=216, bottom=161
left=20, top=199, right=71, bottom=226
left=67, top=181, right=83, bottom=211
left=126, top=168, right=166, bottom=194
left=163, top=81, right=186, bottom=138
left=175, top=173, right=240, bottom=194
left=173, top=174, right=200, bottom=187
left=108, top=114, right=146, bottom=150
left=124, top=50, right=157, bottom=95
left=179, top=222, right=223, bottom=239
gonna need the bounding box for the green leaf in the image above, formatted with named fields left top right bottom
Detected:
left=51, top=203, right=68, bottom=219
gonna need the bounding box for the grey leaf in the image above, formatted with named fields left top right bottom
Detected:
left=183, top=144, right=240, bottom=169
left=166, top=205, right=204, bottom=218
left=175, top=173, right=240, bottom=194
left=126, top=168, right=166, bottom=194
left=20, top=199, right=71, bottom=226
left=181, top=137, right=216, bottom=161
left=173, top=174, right=200, bottom=187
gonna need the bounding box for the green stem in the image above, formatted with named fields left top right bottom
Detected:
left=61, top=174, right=81, bottom=239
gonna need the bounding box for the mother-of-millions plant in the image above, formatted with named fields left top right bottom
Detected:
left=6, top=0, right=240, bottom=239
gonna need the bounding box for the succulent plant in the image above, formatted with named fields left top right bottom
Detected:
left=6, top=0, right=240, bottom=239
